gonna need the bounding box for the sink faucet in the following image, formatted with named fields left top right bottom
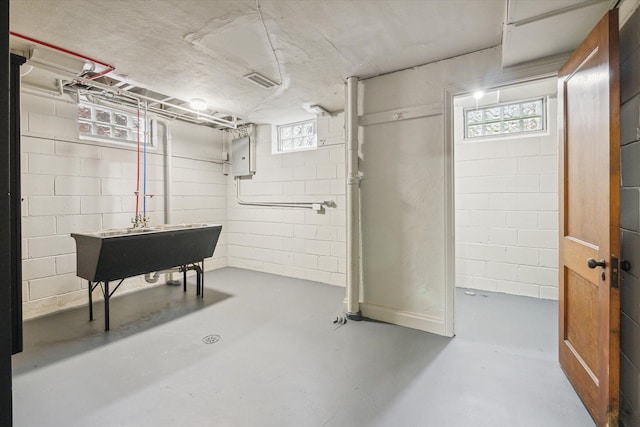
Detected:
left=130, top=214, right=151, bottom=229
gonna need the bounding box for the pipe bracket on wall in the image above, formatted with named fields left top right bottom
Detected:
left=358, top=103, right=443, bottom=126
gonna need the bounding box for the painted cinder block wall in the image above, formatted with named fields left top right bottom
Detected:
left=225, top=114, right=346, bottom=286
left=20, top=89, right=348, bottom=320
left=357, top=44, right=566, bottom=334
left=455, top=96, right=559, bottom=299
left=20, top=91, right=228, bottom=319
left=619, top=5, right=640, bottom=426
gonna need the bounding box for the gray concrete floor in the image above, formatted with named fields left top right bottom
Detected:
left=12, top=268, right=594, bottom=427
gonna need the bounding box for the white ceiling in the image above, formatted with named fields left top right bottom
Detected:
left=9, top=0, right=617, bottom=126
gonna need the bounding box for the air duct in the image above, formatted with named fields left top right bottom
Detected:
left=244, top=72, right=279, bottom=89
left=11, top=32, right=114, bottom=79
left=29, top=46, right=90, bottom=76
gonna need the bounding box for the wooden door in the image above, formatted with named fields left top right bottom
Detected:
left=558, top=9, right=620, bottom=427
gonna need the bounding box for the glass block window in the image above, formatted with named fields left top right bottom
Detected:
left=277, top=119, right=317, bottom=153
left=78, top=101, right=149, bottom=146
left=464, top=98, right=546, bottom=140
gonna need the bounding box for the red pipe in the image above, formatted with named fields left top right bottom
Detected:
left=9, top=31, right=115, bottom=79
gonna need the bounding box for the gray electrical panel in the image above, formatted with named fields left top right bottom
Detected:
left=232, top=136, right=252, bottom=177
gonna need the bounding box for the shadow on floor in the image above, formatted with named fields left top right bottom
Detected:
left=13, top=283, right=232, bottom=375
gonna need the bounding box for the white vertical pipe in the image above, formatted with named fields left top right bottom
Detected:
left=157, top=120, right=172, bottom=224
left=345, top=76, right=361, bottom=317
left=164, top=121, right=174, bottom=283
left=151, top=118, right=173, bottom=223
left=153, top=118, right=176, bottom=284
left=151, top=119, right=179, bottom=284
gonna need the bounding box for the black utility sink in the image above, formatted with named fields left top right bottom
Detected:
left=71, top=223, right=223, bottom=331
left=71, top=223, right=222, bottom=282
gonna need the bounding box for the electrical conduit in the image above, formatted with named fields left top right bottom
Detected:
left=235, top=178, right=331, bottom=209
left=69, top=74, right=237, bottom=129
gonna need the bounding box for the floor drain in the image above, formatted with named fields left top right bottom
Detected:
left=202, top=334, right=221, bottom=344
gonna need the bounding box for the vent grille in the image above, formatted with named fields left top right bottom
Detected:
left=244, top=72, right=279, bottom=89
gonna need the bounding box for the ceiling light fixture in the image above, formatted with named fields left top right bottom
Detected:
left=190, top=98, right=207, bottom=111
left=473, top=91, right=484, bottom=100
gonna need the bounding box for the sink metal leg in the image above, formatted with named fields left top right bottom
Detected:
left=197, top=265, right=201, bottom=296
left=88, top=280, right=93, bottom=321
left=200, top=260, right=204, bottom=298
left=179, top=262, right=205, bottom=297
left=104, top=280, right=110, bottom=331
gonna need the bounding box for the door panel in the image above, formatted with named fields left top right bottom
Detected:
left=565, top=269, right=600, bottom=376
left=558, top=9, right=620, bottom=427
left=565, top=49, right=601, bottom=245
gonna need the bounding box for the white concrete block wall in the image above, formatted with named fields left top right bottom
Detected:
left=455, top=97, right=559, bottom=299
left=619, top=5, right=640, bottom=426
left=226, top=114, right=346, bottom=287
left=21, top=92, right=227, bottom=319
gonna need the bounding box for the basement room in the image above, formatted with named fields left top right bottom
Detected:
left=2, top=1, right=640, bottom=426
